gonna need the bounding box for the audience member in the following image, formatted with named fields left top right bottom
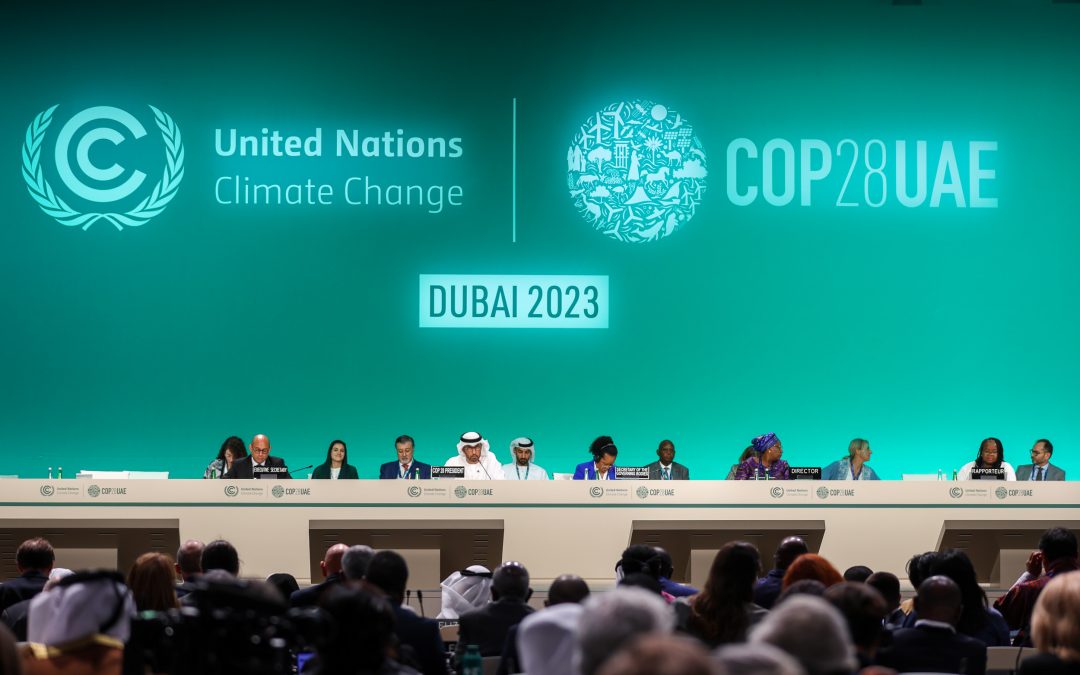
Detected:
left=755, top=537, right=809, bottom=609
left=876, top=575, right=986, bottom=675
left=749, top=594, right=857, bottom=675
left=597, top=634, right=722, bottom=675
left=312, top=585, right=417, bottom=675
left=266, top=573, right=300, bottom=601
left=775, top=580, right=827, bottom=605
left=865, top=571, right=902, bottom=625
left=0, top=623, right=20, bottom=675
left=576, top=587, right=674, bottom=675
left=0, top=538, right=54, bottom=611
left=823, top=582, right=888, bottom=668
left=900, top=551, right=940, bottom=616
left=200, top=539, right=240, bottom=576
left=456, top=561, right=534, bottom=658
left=342, top=544, right=376, bottom=582
left=291, top=543, right=348, bottom=608
left=547, top=574, right=590, bottom=606
left=713, top=643, right=806, bottom=675
left=842, top=565, right=873, bottom=583
left=994, top=527, right=1079, bottom=645
left=1020, top=571, right=1080, bottom=675
left=127, top=552, right=179, bottom=612
left=174, top=539, right=204, bottom=598
left=655, top=548, right=699, bottom=598
left=782, top=554, right=843, bottom=590
left=686, top=542, right=767, bottom=647
left=906, top=549, right=1009, bottom=646
left=1, top=569, right=72, bottom=642
left=618, top=573, right=665, bottom=596
left=517, top=603, right=585, bottom=675
left=364, top=550, right=447, bottom=675
left=436, top=565, right=492, bottom=619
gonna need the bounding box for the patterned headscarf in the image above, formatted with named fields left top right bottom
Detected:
left=752, top=433, right=779, bottom=454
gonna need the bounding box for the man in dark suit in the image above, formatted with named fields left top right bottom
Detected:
left=379, top=434, right=432, bottom=479
left=290, top=543, right=348, bottom=608
left=224, top=434, right=292, bottom=479
left=174, top=539, right=203, bottom=599
left=364, top=550, right=448, bottom=675
left=645, top=440, right=690, bottom=480
left=754, top=536, right=809, bottom=610
left=876, top=575, right=987, bottom=675
left=1016, top=439, right=1067, bottom=481
left=0, top=538, right=54, bottom=611
left=456, top=562, right=535, bottom=661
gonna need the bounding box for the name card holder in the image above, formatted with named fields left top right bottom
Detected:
left=431, top=466, right=465, bottom=479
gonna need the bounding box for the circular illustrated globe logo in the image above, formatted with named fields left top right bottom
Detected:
left=770, top=486, right=785, bottom=499
left=87, top=485, right=101, bottom=498
left=816, top=486, right=830, bottom=500
left=636, top=486, right=649, bottom=500
left=40, top=485, right=55, bottom=497
left=589, top=486, right=605, bottom=498
left=224, top=485, right=239, bottom=497
left=407, top=485, right=422, bottom=498
left=271, top=485, right=285, bottom=498
left=454, top=485, right=468, bottom=499
left=567, top=100, right=707, bottom=243
left=949, top=487, right=964, bottom=499
left=995, top=486, right=1008, bottom=500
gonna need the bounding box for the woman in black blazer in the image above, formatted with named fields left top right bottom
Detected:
left=311, top=439, right=359, bottom=479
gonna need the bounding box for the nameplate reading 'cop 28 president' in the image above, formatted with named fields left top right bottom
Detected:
left=419, top=275, right=609, bottom=329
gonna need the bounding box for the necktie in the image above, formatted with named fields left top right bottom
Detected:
left=663, top=467, right=670, bottom=480
left=1037, top=466, right=1044, bottom=481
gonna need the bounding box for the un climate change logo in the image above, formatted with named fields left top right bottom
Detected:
left=22, top=105, right=184, bottom=230
left=224, top=485, right=239, bottom=497
left=407, top=485, right=422, bottom=498
left=40, top=485, right=55, bottom=497
left=567, top=100, right=707, bottom=243
left=770, top=486, right=785, bottom=499
left=589, top=486, right=605, bottom=498
left=949, top=487, right=964, bottom=499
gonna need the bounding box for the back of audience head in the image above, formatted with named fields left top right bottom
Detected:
left=914, top=575, right=963, bottom=625
left=865, top=571, right=901, bottom=612
left=928, top=549, right=987, bottom=633
left=201, top=539, right=239, bottom=576
left=842, top=565, right=873, bottom=583
left=776, top=580, right=827, bottom=605
left=655, top=547, right=675, bottom=579
left=127, top=552, right=179, bottom=612
left=750, top=594, right=857, bottom=675
left=618, top=573, right=663, bottom=596
left=577, top=587, right=674, bottom=675
left=1030, top=571, right=1080, bottom=662
left=617, top=544, right=664, bottom=581
left=775, top=537, right=809, bottom=571
left=548, top=574, right=590, bottom=606
left=782, top=554, right=843, bottom=590
left=317, top=585, right=397, bottom=674
left=690, top=542, right=762, bottom=645
left=16, top=537, right=54, bottom=573
left=493, top=561, right=531, bottom=602
left=364, top=550, right=409, bottom=604
left=1039, top=527, right=1079, bottom=564
left=341, top=544, right=375, bottom=581
left=175, top=539, right=204, bottom=581
left=823, top=582, right=887, bottom=657
left=905, top=550, right=940, bottom=591
left=266, top=572, right=300, bottom=601
left=713, top=643, right=806, bottom=675
left=597, top=634, right=724, bottom=675
left=321, top=543, right=349, bottom=578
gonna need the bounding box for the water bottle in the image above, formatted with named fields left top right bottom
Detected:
left=461, top=644, right=482, bottom=675
left=58, top=466, right=63, bottom=479
left=210, top=467, right=217, bottom=480
left=936, top=469, right=943, bottom=481
left=951, top=470, right=958, bottom=481
left=47, top=466, right=52, bottom=479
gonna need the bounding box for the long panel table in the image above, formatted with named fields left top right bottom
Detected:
left=1, top=480, right=1076, bottom=591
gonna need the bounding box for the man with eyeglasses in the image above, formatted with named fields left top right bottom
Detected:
left=1016, top=439, right=1066, bottom=481
left=224, top=434, right=292, bottom=479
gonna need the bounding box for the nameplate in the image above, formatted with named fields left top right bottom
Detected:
left=790, top=467, right=822, bottom=480
left=970, top=467, right=1005, bottom=480
left=615, top=467, right=650, bottom=480
left=253, top=466, right=289, bottom=474
left=431, top=466, right=465, bottom=479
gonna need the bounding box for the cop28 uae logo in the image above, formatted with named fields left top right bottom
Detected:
left=22, top=105, right=184, bottom=230
left=567, top=100, right=707, bottom=243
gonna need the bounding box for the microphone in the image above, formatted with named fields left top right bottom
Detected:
left=405, top=589, right=412, bottom=607
left=480, top=460, right=493, bottom=480
left=417, top=589, right=425, bottom=617
left=292, top=464, right=313, bottom=473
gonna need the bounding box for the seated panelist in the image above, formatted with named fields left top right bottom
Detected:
left=204, top=435, right=247, bottom=479
left=733, top=433, right=790, bottom=480
left=1016, top=438, right=1066, bottom=481
left=573, top=436, right=618, bottom=480
left=311, top=439, right=358, bottom=479
left=821, top=438, right=880, bottom=480
left=645, top=439, right=689, bottom=480
left=957, top=437, right=1016, bottom=480
left=444, top=431, right=505, bottom=479
left=379, top=434, right=432, bottom=479
left=224, top=434, right=292, bottom=479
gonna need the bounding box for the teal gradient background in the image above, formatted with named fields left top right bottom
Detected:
left=2, top=1, right=1079, bottom=479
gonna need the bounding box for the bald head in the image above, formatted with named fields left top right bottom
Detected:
left=775, top=536, right=809, bottom=570
left=493, top=561, right=531, bottom=602
left=175, top=539, right=204, bottom=580
left=548, top=574, right=590, bottom=606
left=914, top=575, right=963, bottom=625
left=250, top=434, right=271, bottom=464
left=321, top=543, right=349, bottom=578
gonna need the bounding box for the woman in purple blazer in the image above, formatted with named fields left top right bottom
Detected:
left=573, top=436, right=619, bottom=480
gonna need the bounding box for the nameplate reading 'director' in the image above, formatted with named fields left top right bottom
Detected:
left=420, top=275, right=609, bottom=329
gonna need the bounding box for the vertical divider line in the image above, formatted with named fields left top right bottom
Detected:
left=512, top=97, right=517, bottom=243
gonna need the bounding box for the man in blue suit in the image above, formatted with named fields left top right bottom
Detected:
left=379, top=435, right=432, bottom=479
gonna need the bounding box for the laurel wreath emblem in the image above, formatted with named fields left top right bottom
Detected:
left=21, top=104, right=184, bottom=230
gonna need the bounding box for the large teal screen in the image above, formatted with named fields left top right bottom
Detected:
left=3, top=0, right=1079, bottom=480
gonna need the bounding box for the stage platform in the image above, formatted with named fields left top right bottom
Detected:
left=1, top=480, right=1075, bottom=595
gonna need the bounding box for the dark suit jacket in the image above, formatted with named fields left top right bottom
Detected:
left=0, top=597, right=31, bottom=640
left=456, top=599, right=535, bottom=659
left=393, top=605, right=448, bottom=675
left=379, top=461, right=432, bottom=479
left=311, top=462, right=359, bottom=479
left=0, top=571, right=49, bottom=611
left=875, top=624, right=987, bottom=675
left=1016, top=463, right=1066, bottom=481
left=645, top=461, right=690, bottom=480
left=753, top=568, right=786, bottom=610
left=289, top=574, right=344, bottom=608
left=224, top=455, right=292, bottom=479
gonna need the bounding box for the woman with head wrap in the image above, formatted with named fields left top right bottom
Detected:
left=957, top=437, right=1016, bottom=481
left=436, top=565, right=493, bottom=619
left=734, top=433, right=791, bottom=480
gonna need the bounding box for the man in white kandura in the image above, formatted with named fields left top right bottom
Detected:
left=444, top=431, right=505, bottom=480
left=502, top=437, right=549, bottom=480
